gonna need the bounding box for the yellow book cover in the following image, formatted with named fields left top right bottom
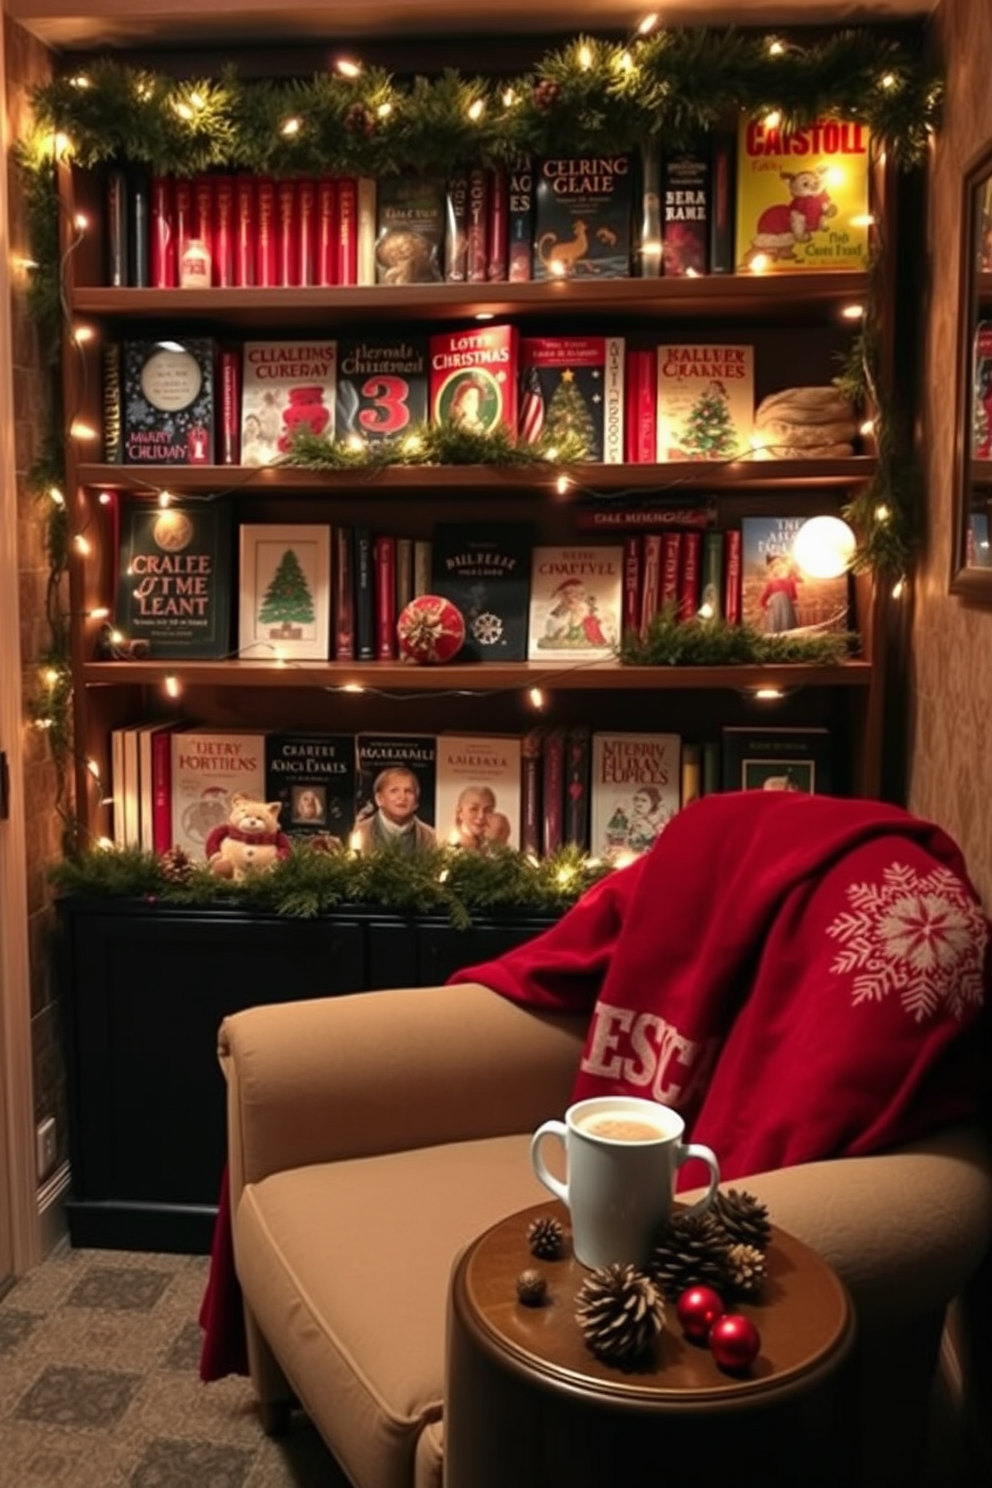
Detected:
left=734, top=117, right=871, bottom=272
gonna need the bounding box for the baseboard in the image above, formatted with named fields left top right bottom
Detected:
left=37, top=1161, right=71, bottom=1258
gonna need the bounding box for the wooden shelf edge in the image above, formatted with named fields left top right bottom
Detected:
left=81, top=659, right=873, bottom=691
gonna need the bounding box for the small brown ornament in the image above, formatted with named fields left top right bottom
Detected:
left=527, top=1214, right=565, bottom=1260
left=516, top=1269, right=547, bottom=1307
left=343, top=102, right=375, bottom=136
left=532, top=79, right=560, bottom=111
left=575, top=1262, right=665, bottom=1366
left=160, top=845, right=195, bottom=884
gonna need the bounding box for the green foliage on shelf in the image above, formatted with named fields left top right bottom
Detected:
left=620, top=608, right=856, bottom=666
left=289, top=421, right=592, bottom=470
left=48, top=841, right=612, bottom=927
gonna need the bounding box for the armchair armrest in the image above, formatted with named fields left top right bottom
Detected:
left=220, top=981, right=587, bottom=1190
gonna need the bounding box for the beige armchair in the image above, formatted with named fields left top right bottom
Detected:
left=220, top=981, right=992, bottom=1488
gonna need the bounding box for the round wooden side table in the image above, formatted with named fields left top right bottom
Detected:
left=445, top=1200, right=857, bottom=1488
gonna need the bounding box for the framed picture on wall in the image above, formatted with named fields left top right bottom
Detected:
left=238, top=524, right=331, bottom=661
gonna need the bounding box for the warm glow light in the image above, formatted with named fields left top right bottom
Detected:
left=637, top=13, right=658, bottom=34
left=841, top=304, right=865, bottom=320
left=556, top=475, right=570, bottom=495
left=336, top=58, right=361, bottom=77
left=98, top=491, right=112, bottom=504
left=70, top=420, right=99, bottom=440
left=34, top=718, right=53, bottom=730
left=616, top=51, right=633, bottom=72
left=70, top=74, right=91, bottom=89
left=164, top=674, right=181, bottom=698
left=640, top=241, right=663, bottom=262
left=189, top=91, right=205, bottom=110
left=342, top=682, right=365, bottom=693
left=880, top=72, right=897, bottom=90
left=578, top=44, right=593, bottom=69
left=376, top=102, right=392, bottom=119
left=528, top=688, right=545, bottom=709
left=43, top=668, right=60, bottom=686
left=273, top=648, right=287, bottom=666
left=875, top=503, right=891, bottom=523
left=768, top=39, right=785, bottom=56
left=73, top=534, right=91, bottom=555
left=88, top=607, right=110, bottom=620
left=474, top=311, right=494, bottom=322
left=346, top=434, right=365, bottom=453
left=502, top=88, right=517, bottom=108
left=349, top=831, right=362, bottom=853
left=555, top=866, right=576, bottom=886
left=52, top=132, right=72, bottom=158
left=173, top=100, right=194, bottom=121
left=467, top=99, right=485, bottom=122
left=401, top=434, right=423, bottom=455
left=86, top=758, right=101, bottom=780
left=108, top=629, right=124, bottom=645
left=892, top=577, right=906, bottom=599
left=158, top=490, right=172, bottom=508
left=763, top=110, right=782, bottom=129
left=49, top=486, right=65, bottom=506
left=754, top=686, right=784, bottom=700
left=850, top=214, right=875, bottom=229
left=748, top=253, right=771, bottom=274
left=859, top=419, right=875, bottom=437
left=280, top=116, right=301, bottom=136
left=792, top=515, right=857, bottom=579
left=74, top=213, right=89, bottom=232
left=96, top=837, right=114, bottom=851
left=550, top=258, right=567, bottom=278
left=698, top=600, right=715, bottom=619
left=72, top=324, right=95, bottom=343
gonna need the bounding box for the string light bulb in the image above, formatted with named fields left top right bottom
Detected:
left=164, top=674, right=181, bottom=698
left=578, top=43, right=593, bottom=69
left=70, top=419, right=99, bottom=441
left=792, top=515, right=857, bottom=579
left=555, top=474, right=570, bottom=495
left=335, top=58, right=361, bottom=78
left=637, top=13, right=658, bottom=34
left=49, top=486, right=65, bottom=507
left=467, top=99, right=485, bottom=122
left=73, top=534, right=91, bottom=555
left=280, top=116, right=302, bottom=136
left=528, top=688, right=545, bottom=709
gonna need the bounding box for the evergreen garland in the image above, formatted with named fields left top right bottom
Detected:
left=620, top=608, right=855, bottom=666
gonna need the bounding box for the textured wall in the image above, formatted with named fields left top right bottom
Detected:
left=911, top=0, right=992, bottom=909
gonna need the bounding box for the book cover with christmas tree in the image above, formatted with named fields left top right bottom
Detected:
left=740, top=514, right=850, bottom=636
left=429, top=324, right=518, bottom=435
left=354, top=733, right=438, bottom=832
left=122, top=337, right=216, bottom=465
left=240, top=339, right=337, bottom=466
left=435, top=733, right=522, bottom=851
left=264, top=732, right=356, bottom=841
left=238, top=523, right=331, bottom=660
left=721, top=725, right=833, bottom=794
left=115, top=499, right=233, bottom=659
left=527, top=545, right=624, bottom=661
left=335, top=335, right=428, bottom=444
left=532, top=154, right=633, bottom=280
left=170, top=727, right=267, bottom=862
left=589, top=731, right=682, bottom=861
left=735, top=117, right=872, bottom=272
left=374, top=175, right=445, bottom=284
left=655, top=344, right=755, bottom=461
left=430, top=521, right=533, bottom=662
left=518, top=336, right=625, bottom=463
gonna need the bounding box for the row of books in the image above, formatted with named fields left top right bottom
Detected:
left=100, top=117, right=873, bottom=292
left=113, top=507, right=851, bottom=663
left=109, top=722, right=835, bottom=863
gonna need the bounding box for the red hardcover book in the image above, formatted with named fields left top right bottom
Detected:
left=487, top=167, right=508, bottom=282
left=276, top=179, right=298, bottom=288
left=337, top=177, right=358, bottom=287
left=234, top=174, right=256, bottom=286
left=520, top=728, right=543, bottom=858
left=429, top=323, right=518, bottom=436
left=466, top=166, right=489, bottom=283
left=660, top=530, right=682, bottom=611
left=192, top=174, right=214, bottom=267
left=219, top=348, right=240, bottom=464
left=624, top=347, right=657, bottom=464
left=212, top=175, right=234, bottom=287
left=541, top=726, right=566, bottom=857
left=724, top=527, right=742, bottom=623
left=150, top=176, right=176, bottom=288
left=296, top=179, right=317, bottom=286
left=335, top=526, right=355, bottom=661
left=151, top=724, right=182, bottom=853
left=679, top=529, right=702, bottom=619
left=317, top=177, right=338, bottom=285
left=375, top=534, right=397, bottom=661
left=255, top=177, right=277, bottom=287
left=622, top=534, right=641, bottom=638
left=639, top=533, right=661, bottom=637
left=172, top=178, right=194, bottom=274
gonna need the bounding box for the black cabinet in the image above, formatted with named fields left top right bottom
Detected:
left=57, top=899, right=556, bottom=1253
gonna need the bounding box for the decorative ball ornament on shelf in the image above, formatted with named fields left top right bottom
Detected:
left=792, top=516, right=858, bottom=580
left=708, top=1312, right=762, bottom=1372
left=396, top=595, right=466, bottom=664
left=675, top=1284, right=725, bottom=1343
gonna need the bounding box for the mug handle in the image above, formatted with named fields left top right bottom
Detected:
left=530, top=1119, right=569, bottom=1204
left=675, top=1141, right=721, bottom=1219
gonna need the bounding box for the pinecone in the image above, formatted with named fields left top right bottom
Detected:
left=516, top=1269, right=547, bottom=1307
left=724, top=1242, right=766, bottom=1298
left=304, top=833, right=344, bottom=856
left=527, top=1214, right=565, bottom=1260
left=711, top=1188, right=772, bottom=1253
left=650, top=1211, right=732, bottom=1300
left=532, top=79, right=560, bottom=111
left=160, top=845, right=195, bottom=884
left=575, top=1263, right=665, bottom=1367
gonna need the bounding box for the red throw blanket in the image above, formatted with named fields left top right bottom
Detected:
left=449, top=792, right=992, bottom=1183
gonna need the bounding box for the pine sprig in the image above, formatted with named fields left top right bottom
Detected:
left=287, top=421, right=591, bottom=470
left=621, top=609, right=856, bottom=667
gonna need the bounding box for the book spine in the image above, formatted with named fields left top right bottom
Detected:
left=150, top=176, right=176, bottom=288
left=724, top=527, right=742, bottom=624
left=520, top=730, right=543, bottom=857
left=574, top=504, right=716, bottom=532
left=395, top=536, right=414, bottom=614
left=709, top=128, right=737, bottom=275
left=375, top=534, right=397, bottom=660
left=660, top=531, right=682, bottom=610
left=337, top=177, right=358, bottom=286
left=681, top=742, right=702, bottom=806
left=466, top=166, right=489, bottom=283
left=193, top=172, right=214, bottom=272
left=701, top=529, right=724, bottom=620
left=219, top=349, right=240, bottom=465
left=296, top=178, right=317, bottom=286
left=357, top=178, right=377, bottom=286
left=701, top=739, right=721, bottom=795
left=639, top=533, right=661, bottom=636
left=317, top=177, right=338, bottom=285
left=212, top=175, right=234, bottom=287
left=173, top=178, right=193, bottom=272
left=445, top=172, right=468, bottom=282
left=354, top=526, right=375, bottom=660
left=335, top=525, right=355, bottom=661
left=129, top=170, right=150, bottom=287
left=413, top=539, right=432, bottom=599
left=603, top=336, right=626, bottom=463
left=679, top=529, right=702, bottom=619
left=623, top=534, right=641, bottom=638
left=541, top=727, right=565, bottom=856
left=564, top=727, right=591, bottom=849
left=234, top=174, right=255, bottom=286
left=276, top=178, right=298, bottom=287
left=105, top=167, right=129, bottom=287
left=660, top=142, right=710, bottom=277
left=487, top=166, right=508, bottom=282
left=623, top=347, right=657, bottom=463
left=507, top=157, right=533, bottom=283
left=255, top=177, right=277, bottom=287
left=637, top=137, right=662, bottom=279
left=102, top=342, right=123, bottom=463
left=151, top=727, right=174, bottom=853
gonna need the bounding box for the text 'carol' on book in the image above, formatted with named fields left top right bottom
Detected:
left=240, top=339, right=337, bottom=467
left=735, top=117, right=872, bottom=272
left=656, top=344, right=755, bottom=462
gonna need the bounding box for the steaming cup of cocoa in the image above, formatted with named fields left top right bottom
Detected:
left=530, top=1095, right=720, bottom=1270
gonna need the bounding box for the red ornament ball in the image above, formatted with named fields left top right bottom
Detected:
left=708, top=1312, right=761, bottom=1372
left=397, top=595, right=466, bottom=665
left=675, top=1285, right=725, bottom=1343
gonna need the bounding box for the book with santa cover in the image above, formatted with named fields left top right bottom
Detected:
left=590, top=731, right=682, bottom=862
left=170, top=727, right=267, bottom=862
left=655, top=343, right=755, bottom=462
left=518, top=336, right=624, bottom=463
left=740, top=514, right=850, bottom=636
left=429, top=324, right=518, bottom=435
left=435, top=733, right=522, bottom=851
left=354, top=733, right=437, bottom=833
left=335, top=335, right=428, bottom=444
left=527, top=544, right=624, bottom=661
left=735, top=116, right=872, bottom=272
left=240, top=339, right=337, bottom=468
left=429, top=521, right=533, bottom=662
left=264, top=732, right=356, bottom=841
left=532, top=154, right=633, bottom=281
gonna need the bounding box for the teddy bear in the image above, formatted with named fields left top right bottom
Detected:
left=205, top=794, right=292, bottom=880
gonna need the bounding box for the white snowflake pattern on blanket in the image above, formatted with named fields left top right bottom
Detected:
left=826, top=862, right=988, bottom=1022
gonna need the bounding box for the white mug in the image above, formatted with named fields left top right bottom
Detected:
left=530, top=1095, right=721, bottom=1270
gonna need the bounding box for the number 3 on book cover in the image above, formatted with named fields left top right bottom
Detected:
left=238, top=524, right=331, bottom=660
